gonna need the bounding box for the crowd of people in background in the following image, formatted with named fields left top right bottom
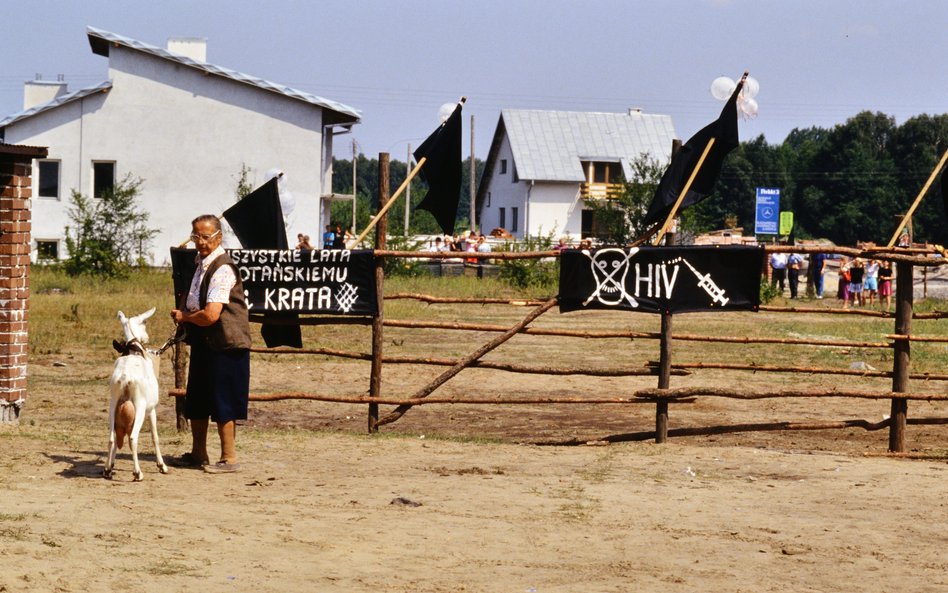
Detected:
left=770, top=250, right=894, bottom=311
left=426, top=230, right=493, bottom=256
left=295, top=223, right=354, bottom=251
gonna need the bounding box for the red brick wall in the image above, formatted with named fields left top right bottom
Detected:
left=0, top=155, right=32, bottom=422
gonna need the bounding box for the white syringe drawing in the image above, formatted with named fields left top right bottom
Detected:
left=672, top=257, right=730, bottom=306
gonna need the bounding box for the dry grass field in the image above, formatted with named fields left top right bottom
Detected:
left=2, top=267, right=946, bottom=592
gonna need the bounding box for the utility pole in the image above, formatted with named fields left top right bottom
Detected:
left=351, top=138, right=357, bottom=234
left=404, top=143, right=411, bottom=235
left=470, top=114, right=476, bottom=232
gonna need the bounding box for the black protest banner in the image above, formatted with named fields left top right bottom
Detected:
left=230, top=249, right=377, bottom=315
left=171, top=248, right=377, bottom=316
left=559, top=246, right=764, bottom=314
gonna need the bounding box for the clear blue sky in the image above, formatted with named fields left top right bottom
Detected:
left=3, top=0, right=946, bottom=161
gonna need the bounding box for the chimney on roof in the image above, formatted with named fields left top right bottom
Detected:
left=24, top=75, right=68, bottom=110
left=167, top=37, right=207, bottom=62
left=628, top=107, right=643, bottom=115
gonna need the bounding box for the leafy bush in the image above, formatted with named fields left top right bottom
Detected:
left=497, top=232, right=559, bottom=289
left=759, top=278, right=782, bottom=304
left=64, top=175, right=158, bottom=278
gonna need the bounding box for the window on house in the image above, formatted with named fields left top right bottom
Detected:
left=499, top=207, right=506, bottom=229
left=581, top=161, right=619, bottom=184
left=486, top=191, right=491, bottom=207
left=511, top=207, right=519, bottom=232
left=581, top=208, right=621, bottom=240
left=36, top=240, right=59, bottom=261
left=38, top=160, right=60, bottom=199
left=512, top=165, right=518, bottom=183
left=93, top=161, right=115, bottom=198
left=500, top=159, right=507, bottom=174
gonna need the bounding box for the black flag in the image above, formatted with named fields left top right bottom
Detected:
left=221, top=177, right=288, bottom=250
left=222, top=176, right=300, bottom=347
left=643, top=78, right=744, bottom=228
left=414, top=102, right=463, bottom=235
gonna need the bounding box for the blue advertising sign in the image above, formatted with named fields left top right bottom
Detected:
left=755, top=188, right=780, bottom=235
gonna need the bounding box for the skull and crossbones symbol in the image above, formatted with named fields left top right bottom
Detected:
left=582, top=247, right=639, bottom=307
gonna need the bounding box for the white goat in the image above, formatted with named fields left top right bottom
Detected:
left=103, top=307, right=169, bottom=481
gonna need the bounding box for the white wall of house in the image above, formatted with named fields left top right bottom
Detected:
left=526, top=182, right=582, bottom=239
left=480, top=135, right=526, bottom=237
left=479, top=133, right=583, bottom=240
left=6, top=44, right=334, bottom=264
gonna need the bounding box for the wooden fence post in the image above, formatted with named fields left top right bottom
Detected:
left=656, top=312, right=673, bottom=443
left=888, top=261, right=913, bottom=452
left=368, top=153, right=389, bottom=433
left=173, top=341, right=188, bottom=432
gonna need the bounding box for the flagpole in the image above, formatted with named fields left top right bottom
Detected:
left=651, top=137, right=716, bottom=246
left=348, top=156, right=427, bottom=248
left=348, top=96, right=467, bottom=249
left=886, top=146, right=948, bottom=248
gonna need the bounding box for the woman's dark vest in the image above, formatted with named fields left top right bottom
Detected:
left=193, top=253, right=252, bottom=351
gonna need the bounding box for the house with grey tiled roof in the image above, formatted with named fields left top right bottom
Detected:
left=0, top=27, right=360, bottom=263
left=475, top=108, right=676, bottom=241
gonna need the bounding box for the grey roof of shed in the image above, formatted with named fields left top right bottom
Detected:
left=0, top=81, right=113, bottom=129
left=86, top=27, right=361, bottom=125
left=500, top=109, right=676, bottom=182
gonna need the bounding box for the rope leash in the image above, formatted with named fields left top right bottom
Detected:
left=152, top=324, right=186, bottom=356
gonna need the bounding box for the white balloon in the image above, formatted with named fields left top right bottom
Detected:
left=742, top=76, right=760, bottom=99
left=710, top=76, right=736, bottom=101
left=739, top=97, right=759, bottom=119
left=438, top=102, right=455, bottom=124
left=279, top=190, right=296, bottom=216
left=264, top=168, right=295, bottom=215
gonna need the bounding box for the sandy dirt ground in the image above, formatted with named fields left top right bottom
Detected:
left=3, top=296, right=947, bottom=593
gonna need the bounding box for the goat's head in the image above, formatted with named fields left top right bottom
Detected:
left=117, top=308, right=156, bottom=345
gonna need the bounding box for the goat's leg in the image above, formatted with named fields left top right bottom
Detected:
left=104, top=400, right=117, bottom=479
left=148, top=408, right=168, bottom=474
left=129, top=397, right=147, bottom=482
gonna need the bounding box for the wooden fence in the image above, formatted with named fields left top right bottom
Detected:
left=169, top=234, right=947, bottom=453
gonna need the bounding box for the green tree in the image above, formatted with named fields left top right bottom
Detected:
left=793, top=111, right=899, bottom=244
left=64, top=175, right=158, bottom=277
left=585, top=153, right=665, bottom=245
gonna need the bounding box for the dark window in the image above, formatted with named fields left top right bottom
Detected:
left=93, top=162, right=115, bottom=198
left=36, top=240, right=59, bottom=260
left=38, top=160, right=60, bottom=198
left=500, top=159, right=507, bottom=174
left=512, top=165, right=518, bottom=183
left=486, top=191, right=491, bottom=207
left=511, top=207, right=519, bottom=232
left=499, top=207, right=506, bottom=229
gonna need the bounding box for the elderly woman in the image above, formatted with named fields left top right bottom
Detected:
left=171, top=214, right=251, bottom=474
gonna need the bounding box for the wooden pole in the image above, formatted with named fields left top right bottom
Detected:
left=887, top=147, right=948, bottom=248
left=470, top=114, right=476, bottom=232
left=374, top=297, right=559, bottom=428
left=655, top=312, right=673, bottom=443
left=652, top=137, right=716, bottom=246
left=404, top=144, right=411, bottom=235
left=349, top=156, right=425, bottom=248
left=172, top=341, right=188, bottom=432
left=368, top=153, right=389, bottom=432
left=888, top=261, right=913, bottom=452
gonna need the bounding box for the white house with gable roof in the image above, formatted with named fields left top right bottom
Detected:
left=0, top=27, right=360, bottom=263
left=476, top=109, right=676, bottom=241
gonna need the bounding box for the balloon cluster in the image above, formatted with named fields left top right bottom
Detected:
left=710, top=75, right=759, bottom=119
left=265, top=168, right=296, bottom=216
